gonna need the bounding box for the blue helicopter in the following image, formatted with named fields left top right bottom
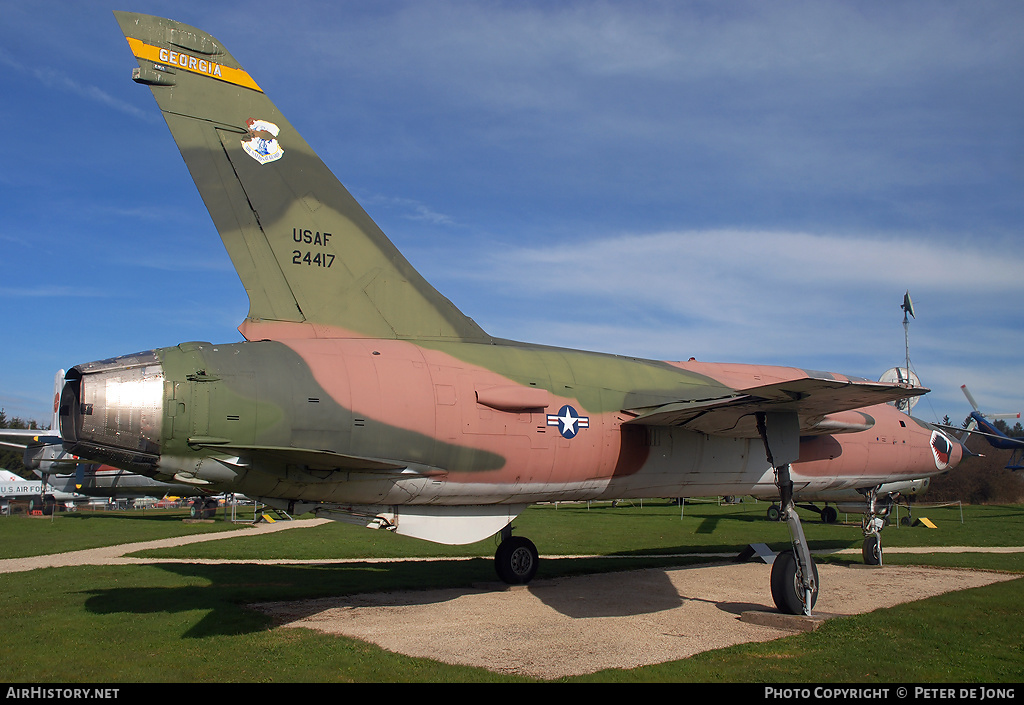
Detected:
left=958, top=385, right=1024, bottom=471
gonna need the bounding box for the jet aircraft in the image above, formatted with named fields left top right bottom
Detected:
left=36, top=464, right=219, bottom=515
left=54, top=12, right=963, bottom=616
left=0, top=469, right=82, bottom=514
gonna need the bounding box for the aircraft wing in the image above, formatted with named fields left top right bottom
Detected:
left=185, top=439, right=415, bottom=474
left=0, top=429, right=61, bottom=451
left=624, top=377, right=926, bottom=437
left=0, top=372, right=66, bottom=452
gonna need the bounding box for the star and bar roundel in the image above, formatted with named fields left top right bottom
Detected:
left=547, top=405, right=590, bottom=439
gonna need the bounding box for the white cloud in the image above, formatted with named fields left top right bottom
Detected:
left=358, top=194, right=456, bottom=226
left=436, top=226, right=1024, bottom=422
left=463, top=229, right=1024, bottom=318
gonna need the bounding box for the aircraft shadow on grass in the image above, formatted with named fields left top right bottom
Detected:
left=82, top=561, right=490, bottom=638
left=81, top=558, right=773, bottom=636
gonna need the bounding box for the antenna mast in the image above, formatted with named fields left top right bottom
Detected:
left=901, top=290, right=915, bottom=410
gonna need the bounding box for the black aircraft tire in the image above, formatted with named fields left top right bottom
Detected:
left=494, top=536, right=539, bottom=585
left=862, top=535, right=882, bottom=565
left=202, top=499, right=218, bottom=520
left=770, top=550, right=819, bottom=615
left=821, top=506, right=838, bottom=524
left=766, top=505, right=781, bottom=522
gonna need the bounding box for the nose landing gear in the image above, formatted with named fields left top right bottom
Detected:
left=860, top=485, right=891, bottom=566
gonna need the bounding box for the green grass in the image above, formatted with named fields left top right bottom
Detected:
left=0, top=507, right=245, bottom=559
left=0, top=499, right=1021, bottom=682
left=578, top=578, right=1024, bottom=683
left=130, top=499, right=1024, bottom=564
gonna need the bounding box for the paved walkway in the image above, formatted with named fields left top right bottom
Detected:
left=1, top=516, right=1021, bottom=574
left=0, top=517, right=332, bottom=573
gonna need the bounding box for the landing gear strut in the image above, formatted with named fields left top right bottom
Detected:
left=767, top=502, right=838, bottom=524
left=770, top=464, right=819, bottom=615
left=494, top=525, right=539, bottom=585
left=757, top=412, right=818, bottom=616
left=860, top=485, right=890, bottom=565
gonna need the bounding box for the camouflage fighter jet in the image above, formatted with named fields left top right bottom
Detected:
left=57, top=12, right=963, bottom=616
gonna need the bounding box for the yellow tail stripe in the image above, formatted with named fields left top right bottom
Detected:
left=125, top=37, right=263, bottom=92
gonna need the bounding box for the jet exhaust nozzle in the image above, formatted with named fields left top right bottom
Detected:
left=59, top=351, right=165, bottom=473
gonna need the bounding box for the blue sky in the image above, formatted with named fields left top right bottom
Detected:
left=1, top=0, right=1022, bottom=429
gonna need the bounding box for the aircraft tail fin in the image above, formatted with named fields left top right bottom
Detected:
left=51, top=370, right=64, bottom=433
left=114, top=12, right=490, bottom=343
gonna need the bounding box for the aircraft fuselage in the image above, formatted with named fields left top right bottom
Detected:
left=59, top=337, right=955, bottom=513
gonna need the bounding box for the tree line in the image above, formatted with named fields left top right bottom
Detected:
left=927, top=416, right=1024, bottom=504
left=0, top=408, right=45, bottom=476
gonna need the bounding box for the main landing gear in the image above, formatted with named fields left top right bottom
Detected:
left=768, top=468, right=819, bottom=616
left=767, top=502, right=838, bottom=524
left=189, top=497, right=219, bottom=520
left=494, top=525, right=539, bottom=584
left=757, top=412, right=818, bottom=616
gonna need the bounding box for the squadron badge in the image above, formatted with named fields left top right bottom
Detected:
left=242, top=118, right=284, bottom=164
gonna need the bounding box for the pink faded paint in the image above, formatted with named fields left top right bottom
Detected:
left=238, top=319, right=367, bottom=341
left=673, top=360, right=858, bottom=389
left=794, top=402, right=960, bottom=483
left=246, top=327, right=951, bottom=494
left=277, top=337, right=643, bottom=487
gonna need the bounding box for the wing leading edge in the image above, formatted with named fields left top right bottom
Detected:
left=624, top=376, right=926, bottom=437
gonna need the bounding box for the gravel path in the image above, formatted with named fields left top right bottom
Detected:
left=254, top=561, right=1017, bottom=679
left=2, top=519, right=1018, bottom=679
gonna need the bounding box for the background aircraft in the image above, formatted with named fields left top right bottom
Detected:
left=0, top=432, right=217, bottom=515
left=36, top=463, right=216, bottom=513
left=957, top=385, right=1023, bottom=471
left=758, top=478, right=929, bottom=524
left=53, top=12, right=964, bottom=616
left=0, top=372, right=212, bottom=509
left=0, top=469, right=82, bottom=514
left=753, top=477, right=929, bottom=564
